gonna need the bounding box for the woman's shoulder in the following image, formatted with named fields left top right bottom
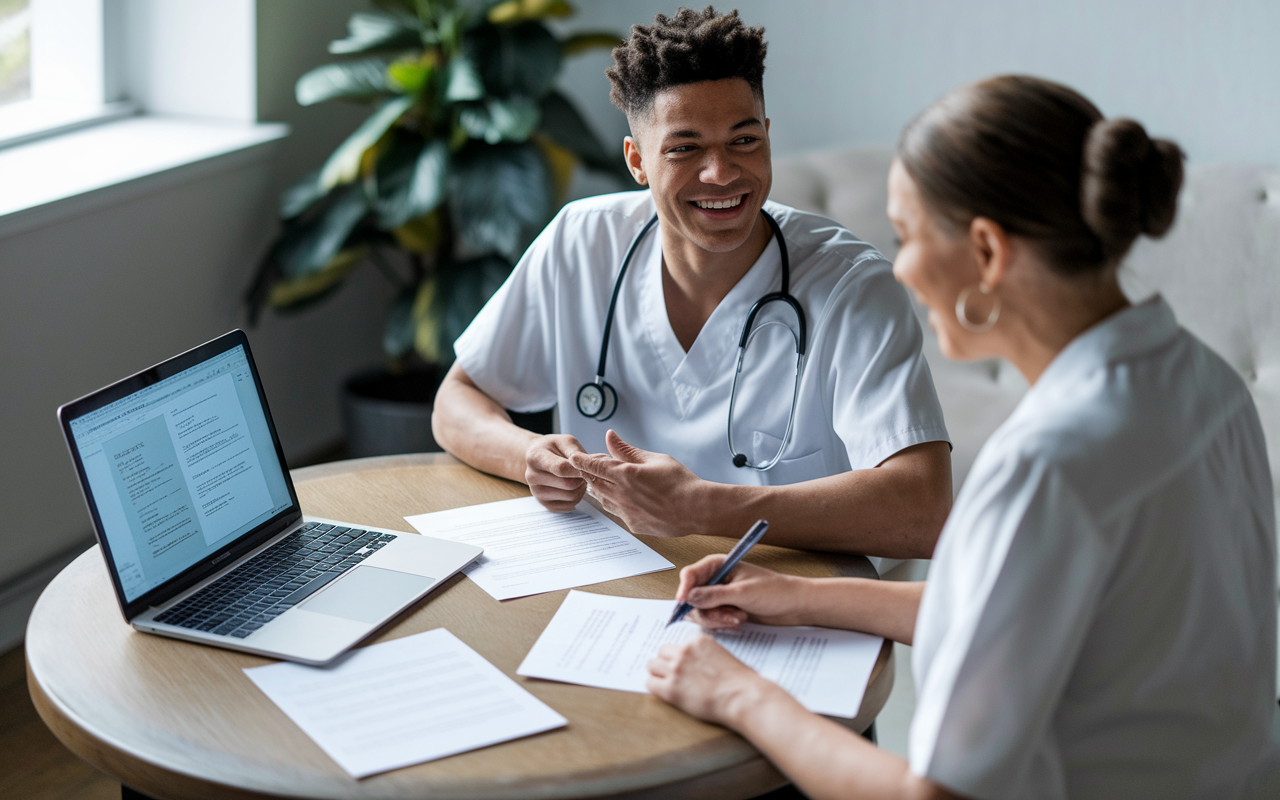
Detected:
left=977, top=322, right=1259, bottom=526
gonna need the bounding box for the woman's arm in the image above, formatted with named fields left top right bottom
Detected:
left=731, top=667, right=963, bottom=800
left=677, top=555, right=924, bottom=645
left=797, top=577, right=924, bottom=645
left=647, top=639, right=964, bottom=800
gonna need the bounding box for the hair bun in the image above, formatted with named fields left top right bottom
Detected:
left=1081, top=118, right=1185, bottom=257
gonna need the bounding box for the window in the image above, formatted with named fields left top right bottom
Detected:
left=0, top=0, right=30, bottom=106
left=0, top=0, right=130, bottom=147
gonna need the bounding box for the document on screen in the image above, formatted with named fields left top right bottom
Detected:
left=244, top=628, right=566, bottom=778
left=405, top=497, right=673, bottom=601
left=103, top=369, right=274, bottom=574
left=106, top=414, right=208, bottom=579
left=517, top=591, right=884, bottom=718
left=162, top=372, right=273, bottom=546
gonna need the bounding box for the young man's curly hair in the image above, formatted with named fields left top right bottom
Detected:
left=606, top=7, right=768, bottom=119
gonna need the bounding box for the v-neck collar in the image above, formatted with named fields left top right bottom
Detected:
left=636, top=220, right=784, bottom=418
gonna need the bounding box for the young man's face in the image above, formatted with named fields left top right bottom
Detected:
left=624, top=78, right=772, bottom=256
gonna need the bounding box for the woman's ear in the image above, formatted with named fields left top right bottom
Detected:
left=970, top=217, right=1011, bottom=289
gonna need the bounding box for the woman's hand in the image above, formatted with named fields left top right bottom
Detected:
left=676, top=555, right=812, bottom=629
left=646, top=635, right=780, bottom=726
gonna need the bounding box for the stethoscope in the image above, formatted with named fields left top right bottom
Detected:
left=575, top=209, right=808, bottom=471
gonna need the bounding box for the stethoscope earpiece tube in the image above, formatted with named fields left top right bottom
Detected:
left=576, top=214, right=659, bottom=422
left=579, top=209, right=807, bottom=471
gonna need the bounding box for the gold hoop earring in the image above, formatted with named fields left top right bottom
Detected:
left=955, top=282, right=1000, bottom=333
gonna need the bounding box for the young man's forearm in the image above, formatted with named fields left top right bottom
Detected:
left=705, top=440, right=952, bottom=558
left=431, top=363, right=536, bottom=483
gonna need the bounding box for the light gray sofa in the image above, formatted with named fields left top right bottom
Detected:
left=772, top=145, right=1280, bottom=687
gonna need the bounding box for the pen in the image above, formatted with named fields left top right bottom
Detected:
left=666, top=519, right=769, bottom=627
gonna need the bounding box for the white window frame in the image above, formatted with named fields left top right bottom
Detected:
left=0, top=0, right=133, bottom=147
left=0, top=0, right=258, bottom=149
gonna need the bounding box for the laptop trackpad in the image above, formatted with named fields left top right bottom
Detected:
left=300, top=566, right=435, bottom=624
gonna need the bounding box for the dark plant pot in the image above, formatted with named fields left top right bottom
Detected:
left=341, top=367, right=443, bottom=458
left=340, top=366, right=556, bottom=459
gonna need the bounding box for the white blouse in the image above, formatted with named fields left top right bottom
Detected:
left=911, top=297, right=1280, bottom=798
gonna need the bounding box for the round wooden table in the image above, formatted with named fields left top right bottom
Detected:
left=27, top=454, right=893, bottom=800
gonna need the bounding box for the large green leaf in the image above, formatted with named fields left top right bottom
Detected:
left=444, top=55, right=485, bottom=102
left=487, top=0, right=572, bottom=25
left=320, top=95, right=415, bottom=188
left=450, top=141, right=552, bottom=260
left=375, top=134, right=450, bottom=228
left=276, top=185, right=371, bottom=279
left=329, top=11, right=422, bottom=54
left=466, top=21, right=562, bottom=99
left=279, top=168, right=327, bottom=220
left=538, top=90, right=629, bottom=183
left=387, top=55, right=434, bottom=95
left=459, top=95, right=541, bottom=144
left=560, top=31, right=622, bottom=56
left=296, top=58, right=395, bottom=106
left=419, top=255, right=513, bottom=364
left=269, top=248, right=366, bottom=313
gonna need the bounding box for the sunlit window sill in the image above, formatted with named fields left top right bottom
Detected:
left=0, top=115, right=289, bottom=241
left=0, top=100, right=139, bottom=149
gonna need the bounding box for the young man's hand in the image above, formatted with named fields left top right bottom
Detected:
left=676, top=555, right=813, bottom=628
left=569, top=430, right=710, bottom=537
left=525, top=434, right=589, bottom=512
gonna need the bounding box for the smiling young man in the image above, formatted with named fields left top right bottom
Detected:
left=432, top=7, right=952, bottom=558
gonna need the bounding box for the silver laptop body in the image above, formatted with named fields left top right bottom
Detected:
left=58, top=330, right=482, bottom=666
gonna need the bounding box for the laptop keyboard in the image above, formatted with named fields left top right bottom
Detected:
left=154, top=523, right=396, bottom=639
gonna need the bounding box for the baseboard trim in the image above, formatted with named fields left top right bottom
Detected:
left=0, top=536, right=96, bottom=655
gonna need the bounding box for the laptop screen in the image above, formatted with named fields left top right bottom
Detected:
left=66, top=343, right=293, bottom=603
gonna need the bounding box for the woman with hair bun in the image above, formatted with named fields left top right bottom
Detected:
left=645, top=75, right=1280, bottom=799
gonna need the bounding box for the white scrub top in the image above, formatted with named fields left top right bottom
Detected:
left=911, top=297, right=1280, bottom=799
left=453, top=191, right=949, bottom=488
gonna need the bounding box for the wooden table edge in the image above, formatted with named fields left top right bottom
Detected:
left=25, top=455, right=898, bottom=800
left=289, top=452, right=462, bottom=482
left=28, top=655, right=273, bottom=800
left=28, top=628, right=893, bottom=800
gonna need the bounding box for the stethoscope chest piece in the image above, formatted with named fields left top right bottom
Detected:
left=576, top=380, right=617, bottom=421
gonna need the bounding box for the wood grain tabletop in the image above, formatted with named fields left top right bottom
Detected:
left=26, top=453, right=892, bottom=800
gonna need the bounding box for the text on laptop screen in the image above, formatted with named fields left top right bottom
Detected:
left=68, top=345, right=292, bottom=602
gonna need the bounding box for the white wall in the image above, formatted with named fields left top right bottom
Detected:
left=122, top=0, right=257, bottom=121
left=560, top=0, right=1280, bottom=165
left=0, top=0, right=386, bottom=647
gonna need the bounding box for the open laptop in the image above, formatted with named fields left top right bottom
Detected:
left=57, top=330, right=482, bottom=665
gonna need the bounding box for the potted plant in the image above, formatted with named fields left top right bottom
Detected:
left=245, top=0, right=626, bottom=457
